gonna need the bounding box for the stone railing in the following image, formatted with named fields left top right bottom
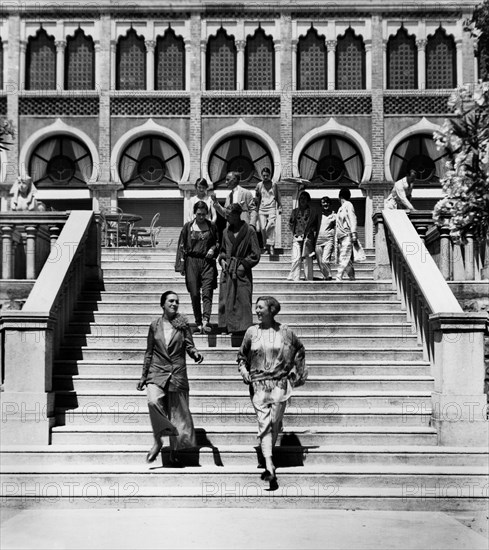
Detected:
left=374, top=210, right=488, bottom=446
left=0, top=212, right=69, bottom=280
left=0, top=211, right=102, bottom=444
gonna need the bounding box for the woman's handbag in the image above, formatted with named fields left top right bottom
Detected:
left=352, top=240, right=367, bottom=262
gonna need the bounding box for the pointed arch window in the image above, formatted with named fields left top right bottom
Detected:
left=387, top=27, right=417, bottom=89
left=65, top=28, right=95, bottom=90
left=426, top=27, right=456, bottom=89
left=245, top=27, right=274, bottom=90
left=26, top=28, right=56, bottom=90
left=117, top=28, right=146, bottom=90
left=297, top=27, right=327, bottom=90
left=156, top=28, right=185, bottom=91
left=207, top=28, right=236, bottom=90
left=336, top=28, right=365, bottom=90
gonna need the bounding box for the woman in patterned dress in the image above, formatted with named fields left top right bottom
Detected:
left=237, top=296, right=307, bottom=490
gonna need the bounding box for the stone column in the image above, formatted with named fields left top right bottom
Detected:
left=236, top=40, right=245, bottom=91
left=365, top=39, right=372, bottom=90
left=189, top=16, right=202, bottom=183
left=455, top=39, right=463, bottom=87
left=382, top=40, right=387, bottom=89
left=185, top=38, right=192, bottom=91
left=429, top=313, right=489, bottom=446
left=145, top=40, right=156, bottom=91
left=1, top=312, right=57, bottom=444
left=179, top=182, right=195, bottom=224
left=19, top=40, right=26, bottom=90
left=200, top=40, right=207, bottom=91
left=439, top=226, right=451, bottom=280
left=291, top=39, right=298, bottom=90
left=24, top=225, right=38, bottom=279
left=88, top=182, right=124, bottom=213
left=1, top=224, right=13, bottom=279
left=2, top=40, right=8, bottom=90
left=110, top=39, right=117, bottom=90
left=274, top=40, right=281, bottom=91
left=55, top=40, right=66, bottom=90
left=416, top=39, right=427, bottom=89
left=277, top=181, right=299, bottom=249
left=326, top=40, right=336, bottom=90
left=94, top=41, right=102, bottom=91
left=464, top=233, right=475, bottom=281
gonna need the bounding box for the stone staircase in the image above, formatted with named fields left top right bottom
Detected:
left=1, top=247, right=488, bottom=509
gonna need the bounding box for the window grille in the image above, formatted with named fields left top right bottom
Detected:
left=297, top=27, right=327, bottom=90
left=245, top=28, right=274, bottom=90
left=426, top=28, right=456, bottom=89
left=66, top=28, right=95, bottom=90
left=0, top=39, right=3, bottom=89
left=26, top=29, right=56, bottom=90
left=387, top=27, right=417, bottom=89
left=207, top=28, right=236, bottom=90
left=336, top=28, right=365, bottom=90
left=117, top=28, right=146, bottom=90
left=156, top=28, right=185, bottom=90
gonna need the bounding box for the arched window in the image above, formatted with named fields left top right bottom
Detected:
left=117, top=28, right=146, bottom=90
left=387, top=27, right=417, bottom=89
left=245, top=27, right=274, bottom=90
left=390, top=134, right=450, bottom=186
left=65, top=28, right=95, bottom=90
left=156, top=28, right=185, bottom=90
left=297, top=27, right=327, bottom=90
left=207, top=28, right=236, bottom=90
left=29, top=135, right=93, bottom=188
left=119, top=135, right=183, bottom=187
left=299, top=136, right=363, bottom=186
left=209, top=136, right=273, bottom=187
left=26, top=28, right=56, bottom=90
left=426, top=27, right=456, bottom=89
left=336, top=28, right=365, bottom=90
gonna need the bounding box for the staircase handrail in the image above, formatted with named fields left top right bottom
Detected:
left=380, top=210, right=488, bottom=446
left=0, top=210, right=103, bottom=444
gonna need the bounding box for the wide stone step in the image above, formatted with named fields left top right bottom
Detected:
left=52, top=374, right=433, bottom=393
left=54, top=391, right=433, bottom=411
left=66, top=321, right=413, bottom=338
left=53, top=408, right=431, bottom=428
left=54, top=360, right=431, bottom=377
left=2, top=465, right=486, bottom=492
left=60, top=334, right=420, bottom=350
left=58, top=347, right=424, bottom=361
left=49, top=424, right=438, bottom=446
left=3, top=445, right=486, bottom=467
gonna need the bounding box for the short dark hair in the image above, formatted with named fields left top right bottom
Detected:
left=228, top=171, right=240, bottom=184
left=193, top=200, right=209, bottom=214
left=160, top=290, right=178, bottom=308
left=321, top=196, right=331, bottom=204
left=339, top=188, right=351, bottom=200
left=261, top=167, right=271, bottom=174
left=195, top=177, right=208, bottom=188
left=226, top=203, right=243, bottom=215
left=299, top=191, right=311, bottom=202
left=256, top=296, right=281, bottom=318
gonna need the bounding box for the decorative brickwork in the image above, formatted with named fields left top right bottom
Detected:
left=293, top=95, right=371, bottom=115
left=245, top=28, right=274, bottom=91
left=19, top=97, right=99, bottom=116
left=26, top=29, right=56, bottom=90
left=156, top=29, right=185, bottom=91
left=66, top=29, right=95, bottom=90
left=384, top=94, right=451, bottom=114
left=202, top=96, right=280, bottom=116
left=297, top=27, right=327, bottom=91
left=426, top=28, right=456, bottom=89
left=387, top=27, right=417, bottom=90
left=110, top=96, right=190, bottom=116
left=336, top=28, right=365, bottom=90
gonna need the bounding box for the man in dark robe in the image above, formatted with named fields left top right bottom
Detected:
left=218, top=204, right=261, bottom=334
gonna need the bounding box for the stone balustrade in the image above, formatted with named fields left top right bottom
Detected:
left=0, top=213, right=69, bottom=280
left=374, top=210, right=488, bottom=446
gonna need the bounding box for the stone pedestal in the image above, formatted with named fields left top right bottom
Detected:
left=87, top=181, right=124, bottom=213
left=429, top=313, right=489, bottom=446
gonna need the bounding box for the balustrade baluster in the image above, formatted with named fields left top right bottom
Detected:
left=49, top=225, right=61, bottom=250
left=25, top=225, right=38, bottom=279
left=464, top=233, right=475, bottom=280
left=1, top=225, right=14, bottom=279
left=439, top=226, right=451, bottom=280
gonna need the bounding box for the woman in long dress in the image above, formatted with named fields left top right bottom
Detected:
left=137, top=291, right=203, bottom=466
left=237, top=296, right=307, bottom=490
left=335, top=187, right=358, bottom=281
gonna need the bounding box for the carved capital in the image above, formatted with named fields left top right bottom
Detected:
left=236, top=40, right=246, bottom=52
left=145, top=40, right=156, bottom=52
left=326, top=40, right=336, bottom=52
left=416, top=39, right=427, bottom=50
left=55, top=40, right=66, bottom=52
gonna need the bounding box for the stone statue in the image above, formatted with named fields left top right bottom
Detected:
left=10, top=176, right=38, bottom=211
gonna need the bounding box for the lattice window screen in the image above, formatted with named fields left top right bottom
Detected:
left=156, top=29, right=185, bottom=90
left=245, top=28, right=274, bottom=90
left=336, top=29, right=365, bottom=90
left=0, top=39, right=3, bottom=89
left=426, top=28, right=456, bottom=89
left=297, top=28, right=327, bottom=90
left=117, top=29, right=146, bottom=90
left=66, top=29, right=94, bottom=90
left=26, top=29, right=56, bottom=90
left=207, top=29, right=236, bottom=90
left=387, top=28, right=417, bottom=89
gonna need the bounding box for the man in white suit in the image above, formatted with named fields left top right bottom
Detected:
left=211, top=171, right=257, bottom=229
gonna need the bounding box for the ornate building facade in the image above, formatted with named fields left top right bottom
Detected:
left=0, top=0, right=484, bottom=245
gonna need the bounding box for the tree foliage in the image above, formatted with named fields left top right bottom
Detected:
left=471, top=0, right=489, bottom=79
left=433, top=83, right=489, bottom=242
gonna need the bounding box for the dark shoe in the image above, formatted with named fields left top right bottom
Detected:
left=168, top=456, right=185, bottom=468
left=146, top=442, right=162, bottom=463
left=261, top=469, right=275, bottom=482
left=202, top=319, right=212, bottom=333
left=269, top=476, right=279, bottom=491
